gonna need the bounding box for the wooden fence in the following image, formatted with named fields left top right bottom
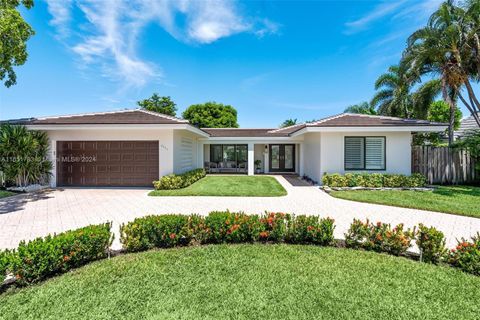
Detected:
left=412, top=146, right=478, bottom=184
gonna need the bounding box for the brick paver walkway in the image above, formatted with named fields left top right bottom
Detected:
left=1, top=176, right=479, bottom=250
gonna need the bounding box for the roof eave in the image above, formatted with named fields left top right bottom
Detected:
left=290, top=125, right=448, bottom=136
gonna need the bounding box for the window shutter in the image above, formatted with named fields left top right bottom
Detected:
left=365, top=137, right=385, bottom=169
left=345, top=137, right=364, bottom=169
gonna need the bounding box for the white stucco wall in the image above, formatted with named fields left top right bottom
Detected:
left=173, top=130, right=199, bottom=174
left=303, top=132, right=322, bottom=183
left=44, top=128, right=176, bottom=187
left=319, top=131, right=412, bottom=178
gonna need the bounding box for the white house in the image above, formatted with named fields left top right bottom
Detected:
left=6, top=109, right=447, bottom=187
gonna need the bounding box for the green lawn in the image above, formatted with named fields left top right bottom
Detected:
left=1, top=245, right=479, bottom=319
left=0, top=190, right=15, bottom=199
left=149, top=176, right=287, bottom=197
left=330, top=185, right=480, bottom=218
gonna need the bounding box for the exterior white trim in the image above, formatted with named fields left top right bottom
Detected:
left=199, top=137, right=304, bottom=142
left=26, top=124, right=210, bottom=137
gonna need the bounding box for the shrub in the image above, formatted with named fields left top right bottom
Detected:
left=449, top=233, right=480, bottom=276
left=322, top=173, right=427, bottom=188
left=0, top=250, right=14, bottom=280
left=200, top=211, right=262, bottom=244
left=286, top=215, right=335, bottom=246
left=10, top=223, right=112, bottom=285
left=258, top=212, right=288, bottom=242
left=153, top=168, right=206, bottom=190
left=120, top=215, right=194, bottom=252
left=345, top=219, right=414, bottom=256
left=416, top=224, right=447, bottom=264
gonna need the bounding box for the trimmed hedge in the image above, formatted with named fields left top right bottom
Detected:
left=120, top=211, right=336, bottom=250
left=153, top=169, right=206, bottom=190
left=449, top=233, right=480, bottom=276
left=345, top=219, right=415, bottom=256
left=1, top=223, right=112, bottom=285
left=322, top=173, right=427, bottom=188
left=416, top=224, right=447, bottom=264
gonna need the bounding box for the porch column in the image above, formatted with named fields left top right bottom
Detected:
left=50, top=139, right=57, bottom=187
left=299, top=143, right=304, bottom=177
left=248, top=142, right=254, bottom=175
left=198, top=142, right=204, bottom=169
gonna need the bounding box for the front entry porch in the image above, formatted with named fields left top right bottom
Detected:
left=202, top=143, right=301, bottom=176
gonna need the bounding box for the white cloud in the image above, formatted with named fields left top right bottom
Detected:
left=46, top=0, right=277, bottom=88
left=345, top=0, right=408, bottom=34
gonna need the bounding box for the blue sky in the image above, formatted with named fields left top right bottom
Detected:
left=0, top=0, right=451, bottom=127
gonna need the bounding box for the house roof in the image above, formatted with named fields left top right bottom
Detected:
left=456, top=112, right=479, bottom=137
left=202, top=128, right=290, bottom=137
left=2, top=109, right=189, bottom=125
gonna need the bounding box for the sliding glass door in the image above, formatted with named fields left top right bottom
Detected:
left=210, top=144, right=248, bottom=167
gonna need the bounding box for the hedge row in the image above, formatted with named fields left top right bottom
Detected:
left=322, top=173, right=427, bottom=188
left=120, top=212, right=336, bottom=252
left=153, top=168, right=206, bottom=190
left=0, top=223, right=112, bottom=285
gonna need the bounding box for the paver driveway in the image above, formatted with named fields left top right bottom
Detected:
left=1, top=176, right=479, bottom=250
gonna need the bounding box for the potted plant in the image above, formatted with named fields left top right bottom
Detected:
left=254, top=159, right=262, bottom=174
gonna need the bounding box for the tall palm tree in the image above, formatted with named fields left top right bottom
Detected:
left=344, top=102, right=377, bottom=115
left=371, top=65, right=440, bottom=119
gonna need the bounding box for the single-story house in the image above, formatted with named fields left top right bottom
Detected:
left=5, top=109, right=447, bottom=187
left=455, top=112, right=479, bottom=139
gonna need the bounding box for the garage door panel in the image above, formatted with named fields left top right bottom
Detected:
left=57, top=141, right=159, bottom=187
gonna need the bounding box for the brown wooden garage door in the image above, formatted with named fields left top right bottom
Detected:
left=56, top=141, right=159, bottom=187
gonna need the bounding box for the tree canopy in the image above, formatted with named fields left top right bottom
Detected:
left=137, top=94, right=177, bottom=116
left=280, top=118, right=297, bottom=128
left=182, top=102, right=239, bottom=128
left=0, top=0, right=35, bottom=87
left=344, top=102, right=377, bottom=115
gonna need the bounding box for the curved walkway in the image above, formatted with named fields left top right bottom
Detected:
left=0, top=176, right=479, bottom=250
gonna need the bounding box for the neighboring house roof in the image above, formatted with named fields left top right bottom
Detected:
left=456, top=112, right=479, bottom=138
left=2, top=109, right=188, bottom=125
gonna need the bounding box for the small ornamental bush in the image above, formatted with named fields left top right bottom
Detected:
left=322, top=173, right=427, bottom=188
left=0, top=250, right=14, bottom=280
left=286, top=215, right=335, bottom=246
left=416, top=224, right=447, bottom=264
left=120, top=215, right=193, bottom=252
left=449, top=233, right=480, bottom=276
left=200, top=211, right=262, bottom=244
left=345, top=219, right=414, bottom=256
left=153, top=168, right=206, bottom=190
left=10, top=223, right=112, bottom=285
left=258, top=212, right=288, bottom=242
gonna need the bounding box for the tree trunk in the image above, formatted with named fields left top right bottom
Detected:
left=459, top=93, right=480, bottom=125
left=441, top=77, right=455, bottom=146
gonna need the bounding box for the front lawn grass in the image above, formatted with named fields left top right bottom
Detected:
left=330, top=185, right=480, bottom=218
left=0, top=190, right=15, bottom=199
left=1, top=244, right=479, bottom=320
left=149, top=176, right=287, bottom=197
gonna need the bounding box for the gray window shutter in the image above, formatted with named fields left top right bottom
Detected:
left=365, top=137, right=385, bottom=169
left=345, top=137, right=364, bottom=169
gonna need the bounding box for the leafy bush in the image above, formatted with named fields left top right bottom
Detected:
left=120, top=215, right=194, bottom=252
left=200, top=211, right=262, bottom=244
left=0, top=124, right=52, bottom=187
left=416, top=224, right=447, bottom=264
left=322, top=173, right=427, bottom=188
left=10, top=223, right=112, bottom=285
left=153, top=169, right=206, bottom=190
left=286, top=215, right=335, bottom=246
left=449, top=233, right=480, bottom=276
left=258, top=212, right=288, bottom=242
left=0, top=250, right=14, bottom=280
left=345, top=219, right=414, bottom=256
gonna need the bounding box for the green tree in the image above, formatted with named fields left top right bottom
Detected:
left=344, top=102, right=377, bottom=115
left=371, top=65, right=440, bottom=119
left=0, top=0, right=35, bottom=87
left=182, top=102, right=239, bottom=128
left=137, top=94, right=177, bottom=116
left=280, top=118, right=297, bottom=128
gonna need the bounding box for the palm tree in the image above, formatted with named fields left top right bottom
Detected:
left=402, top=1, right=467, bottom=144
left=344, top=102, right=377, bottom=115
left=371, top=65, right=440, bottom=119
left=280, top=118, right=297, bottom=128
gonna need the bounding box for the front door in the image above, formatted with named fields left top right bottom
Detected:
left=269, top=144, right=295, bottom=172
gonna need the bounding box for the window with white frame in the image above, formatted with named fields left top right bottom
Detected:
left=344, top=137, right=385, bottom=170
